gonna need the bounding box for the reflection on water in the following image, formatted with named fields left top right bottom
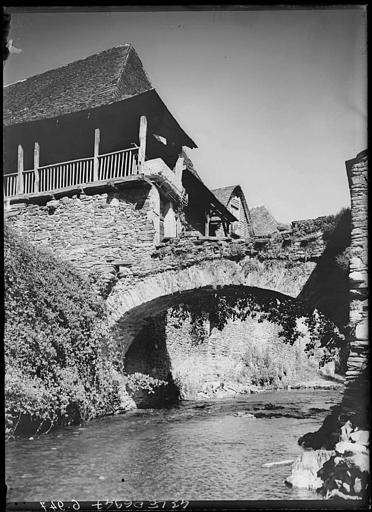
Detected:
left=6, top=389, right=342, bottom=501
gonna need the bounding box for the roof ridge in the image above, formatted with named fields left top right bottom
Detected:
left=4, top=78, right=26, bottom=88
left=115, top=44, right=153, bottom=96
left=115, top=43, right=133, bottom=90
left=4, top=44, right=132, bottom=89
left=212, top=185, right=237, bottom=192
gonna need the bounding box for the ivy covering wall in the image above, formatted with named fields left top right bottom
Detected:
left=4, top=225, right=167, bottom=438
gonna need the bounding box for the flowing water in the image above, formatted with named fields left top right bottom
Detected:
left=6, top=388, right=342, bottom=501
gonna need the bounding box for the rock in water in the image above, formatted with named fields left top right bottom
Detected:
left=285, top=450, right=334, bottom=490
left=335, top=441, right=368, bottom=456
left=349, top=430, right=369, bottom=446
left=340, top=420, right=353, bottom=442
left=233, top=411, right=256, bottom=418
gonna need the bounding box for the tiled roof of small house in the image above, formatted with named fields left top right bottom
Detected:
left=3, top=44, right=154, bottom=126
left=213, top=185, right=255, bottom=236
left=212, top=186, right=238, bottom=207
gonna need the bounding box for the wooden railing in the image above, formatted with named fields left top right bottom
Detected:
left=3, top=146, right=139, bottom=198
left=4, top=173, right=17, bottom=197
left=98, top=147, right=138, bottom=180
left=23, top=170, right=36, bottom=194
left=39, top=157, right=94, bottom=192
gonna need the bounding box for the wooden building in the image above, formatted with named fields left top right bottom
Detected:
left=212, top=185, right=254, bottom=238
left=3, top=44, right=236, bottom=241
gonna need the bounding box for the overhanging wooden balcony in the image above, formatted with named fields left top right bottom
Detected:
left=3, top=116, right=185, bottom=203
left=4, top=146, right=140, bottom=198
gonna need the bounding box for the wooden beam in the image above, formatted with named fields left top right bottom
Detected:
left=174, top=155, right=184, bottom=182
left=17, top=144, right=24, bottom=195
left=34, top=142, right=40, bottom=193
left=205, top=210, right=210, bottom=237
left=138, top=115, right=147, bottom=173
left=93, top=128, right=100, bottom=182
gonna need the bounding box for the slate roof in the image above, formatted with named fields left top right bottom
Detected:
left=249, top=205, right=278, bottom=236
left=212, top=185, right=255, bottom=236
left=212, top=186, right=238, bottom=207
left=3, top=44, right=154, bottom=126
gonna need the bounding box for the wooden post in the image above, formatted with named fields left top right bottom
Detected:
left=34, top=142, right=40, bottom=193
left=93, top=128, right=100, bottom=182
left=174, top=155, right=184, bottom=182
left=138, top=115, right=147, bottom=173
left=17, top=144, right=24, bottom=195
left=205, top=210, right=210, bottom=237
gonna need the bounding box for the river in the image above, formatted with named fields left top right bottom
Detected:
left=6, top=388, right=342, bottom=501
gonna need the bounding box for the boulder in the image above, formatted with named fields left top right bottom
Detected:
left=326, top=488, right=361, bottom=500
left=340, top=420, right=354, bottom=442
left=285, top=450, right=334, bottom=490
left=335, top=441, right=368, bottom=456
left=233, top=411, right=256, bottom=419
left=349, top=430, right=369, bottom=446
left=348, top=452, right=369, bottom=473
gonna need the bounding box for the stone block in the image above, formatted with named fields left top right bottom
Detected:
left=355, top=319, right=368, bottom=341
left=349, top=430, right=369, bottom=446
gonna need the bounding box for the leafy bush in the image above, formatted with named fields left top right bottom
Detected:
left=124, top=373, right=167, bottom=395
left=292, top=208, right=350, bottom=242
left=166, top=308, right=337, bottom=399
left=4, top=225, right=123, bottom=438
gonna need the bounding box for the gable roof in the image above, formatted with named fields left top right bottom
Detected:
left=212, top=185, right=255, bottom=236
left=212, top=186, right=237, bottom=207
left=249, top=205, right=278, bottom=236
left=3, top=44, right=154, bottom=126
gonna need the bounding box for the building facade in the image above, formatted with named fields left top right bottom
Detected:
left=212, top=185, right=254, bottom=238
left=4, top=44, right=238, bottom=245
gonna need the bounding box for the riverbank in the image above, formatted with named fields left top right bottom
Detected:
left=192, top=375, right=344, bottom=401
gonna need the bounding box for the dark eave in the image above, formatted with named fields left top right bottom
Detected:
left=3, top=89, right=197, bottom=151
left=184, top=169, right=237, bottom=222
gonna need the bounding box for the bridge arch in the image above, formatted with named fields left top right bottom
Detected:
left=106, top=257, right=316, bottom=354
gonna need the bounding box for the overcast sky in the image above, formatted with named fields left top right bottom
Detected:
left=4, top=7, right=367, bottom=222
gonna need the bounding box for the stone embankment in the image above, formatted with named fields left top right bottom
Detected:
left=318, top=424, right=369, bottom=499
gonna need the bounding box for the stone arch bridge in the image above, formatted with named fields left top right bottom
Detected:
left=5, top=189, right=336, bottom=356
left=106, top=241, right=323, bottom=354
left=4, top=187, right=349, bottom=383
left=4, top=151, right=367, bottom=414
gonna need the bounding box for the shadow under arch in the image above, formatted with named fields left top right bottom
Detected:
left=115, top=284, right=340, bottom=407
left=112, top=284, right=311, bottom=355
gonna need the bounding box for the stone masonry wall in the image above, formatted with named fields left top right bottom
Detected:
left=342, top=151, right=368, bottom=419
left=5, top=185, right=160, bottom=286
left=126, top=310, right=328, bottom=404
left=5, top=190, right=325, bottom=293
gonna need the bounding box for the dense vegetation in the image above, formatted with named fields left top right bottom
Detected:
left=4, top=226, right=163, bottom=439
left=291, top=208, right=350, bottom=242
left=169, top=289, right=344, bottom=367
left=167, top=312, right=337, bottom=400
left=167, top=289, right=344, bottom=400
